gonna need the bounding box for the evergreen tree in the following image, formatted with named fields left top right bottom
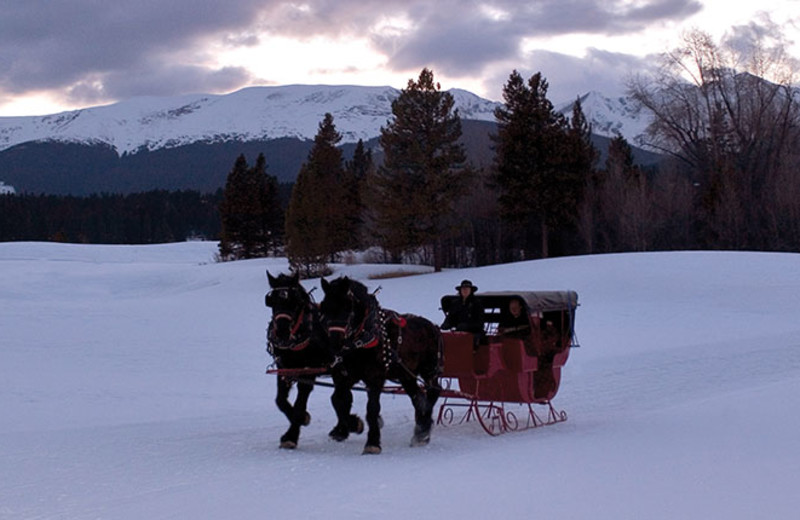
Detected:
left=218, top=153, right=281, bottom=260
left=563, top=98, right=598, bottom=253
left=371, top=68, right=468, bottom=271
left=492, top=70, right=581, bottom=258
left=343, top=139, right=372, bottom=250
left=285, top=113, right=348, bottom=276
left=254, top=153, right=284, bottom=254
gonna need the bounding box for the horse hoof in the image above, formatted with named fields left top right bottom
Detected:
left=280, top=440, right=298, bottom=449
left=303, top=412, right=311, bottom=426
left=349, top=415, right=364, bottom=435
left=411, top=424, right=431, bottom=446
left=329, top=426, right=349, bottom=442
left=410, top=434, right=430, bottom=447
left=410, top=430, right=431, bottom=447
left=362, top=445, right=382, bottom=455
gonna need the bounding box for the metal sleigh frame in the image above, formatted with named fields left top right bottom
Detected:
left=435, top=377, right=568, bottom=437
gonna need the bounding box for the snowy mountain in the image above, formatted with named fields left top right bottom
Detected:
left=557, top=91, right=650, bottom=144
left=0, top=85, right=648, bottom=155
left=0, top=85, right=501, bottom=155
left=0, top=85, right=654, bottom=195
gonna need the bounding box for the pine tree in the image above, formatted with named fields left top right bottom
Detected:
left=218, top=153, right=282, bottom=260
left=285, top=113, right=348, bottom=276
left=343, top=139, right=372, bottom=250
left=372, top=68, right=468, bottom=271
left=492, top=70, right=580, bottom=258
left=563, top=98, right=597, bottom=252
left=254, top=153, right=284, bottom=255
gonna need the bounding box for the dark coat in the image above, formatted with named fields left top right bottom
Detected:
left=441, top=294, right=485, bottom=334
left=498, top=312, right=531, bottom=338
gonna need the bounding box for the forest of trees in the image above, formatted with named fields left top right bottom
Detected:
left=4, top=29, right=800, bottom=271
left=0, top=190, right=224, bottom=244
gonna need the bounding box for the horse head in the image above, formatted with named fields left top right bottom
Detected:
left=265, top=270, right=312, bottom=350
left=320, top=276, right=374, bottom=352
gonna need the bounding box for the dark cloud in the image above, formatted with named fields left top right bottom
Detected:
left=374, top=9, right=518, bottom=74
left=0, top=0, right=266, bottom=99
left=480, top=48, right=656, bottom=104
left=0, top=0, right=703, bottom=108
left=371, top=0, right=702, bottom=75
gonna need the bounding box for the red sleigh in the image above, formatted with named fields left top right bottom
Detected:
left=437, top=291, right=579, bottom=435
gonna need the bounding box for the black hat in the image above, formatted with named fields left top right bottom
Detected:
left=455, top=279, right=477, bottom=292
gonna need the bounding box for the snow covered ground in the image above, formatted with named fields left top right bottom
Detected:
left=2, top=241, right=799, bottom=519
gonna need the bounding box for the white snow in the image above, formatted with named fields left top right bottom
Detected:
left=2, top=242, right=799, bottom=519
left=557, top=91, right=650, bottom=143
left=0, top=85, right=500, bottom=155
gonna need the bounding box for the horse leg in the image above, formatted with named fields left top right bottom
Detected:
left=403, top=359, right=442, bottom=447
left=417, top=376, right=442, bottom=446
left=275, top=376, right=295, bottom=423
left=279, top=378, right=314, bottom=449
left=363, top=384, right=383, bottom=454
left=275, top=377, right=298, bottom=448
left=396, top=373, right=433, bottom=447
left=416, top=330, right=444, bottom=445
left=329, top=381, right=363, bottom=442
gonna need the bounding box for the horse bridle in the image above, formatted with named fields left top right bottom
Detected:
left=267, top=287, right=312, bottom=351
left=323, top=290, right=374, bottom=348
left=323, top=296, right=358, bottom=339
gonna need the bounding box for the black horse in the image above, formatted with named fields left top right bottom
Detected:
left=319, top=276, right=442, bottom=454
left=265, top=271, right=340, bottom=449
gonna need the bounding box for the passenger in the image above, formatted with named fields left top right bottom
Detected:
left=541, top=319, right=560, bottom=354
left=498, top=298, right=531, bottom=338
left=441, top=279, right=485, bottom=338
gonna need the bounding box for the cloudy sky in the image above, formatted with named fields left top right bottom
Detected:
left=1, top=0, right=798, bottom=117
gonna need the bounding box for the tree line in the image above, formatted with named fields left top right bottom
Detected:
left=0, top=190, right=225, bottom=244
left=6, top=29, right=799, bottom=268
left=222, top=27, right=800, bottom=275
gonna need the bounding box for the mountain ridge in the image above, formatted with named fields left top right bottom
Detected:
left=0, top=85, right=503, bottom=155
left=0, top=84, right=655, bottom=195
left=0, top=85, right=648, bottom=154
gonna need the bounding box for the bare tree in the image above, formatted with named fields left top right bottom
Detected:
left=629, top=27, right=800, bottom=249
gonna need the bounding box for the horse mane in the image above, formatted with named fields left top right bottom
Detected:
left=267, top=271, right=312, bottom=309
left=346, top=277, right=370, bottom=300
left=323, top=276, right=377, bottom=325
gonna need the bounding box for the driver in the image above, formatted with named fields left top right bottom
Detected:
left=441, top=280, right=485, bottom=337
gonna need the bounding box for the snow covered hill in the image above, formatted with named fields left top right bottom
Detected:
left=0, top=85, right=500, bottom=155
left=557, top=91, right=651, bottom=145
left=1, top=242, right=799, bottom=519
left=0, top=85, right=656, bottom=195
left=0, top=85, right=647, bottom=155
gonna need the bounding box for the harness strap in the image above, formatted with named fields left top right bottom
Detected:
left=268, top=307, right=312, bottom=352
left=290, top=307, right=305, bottom=337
